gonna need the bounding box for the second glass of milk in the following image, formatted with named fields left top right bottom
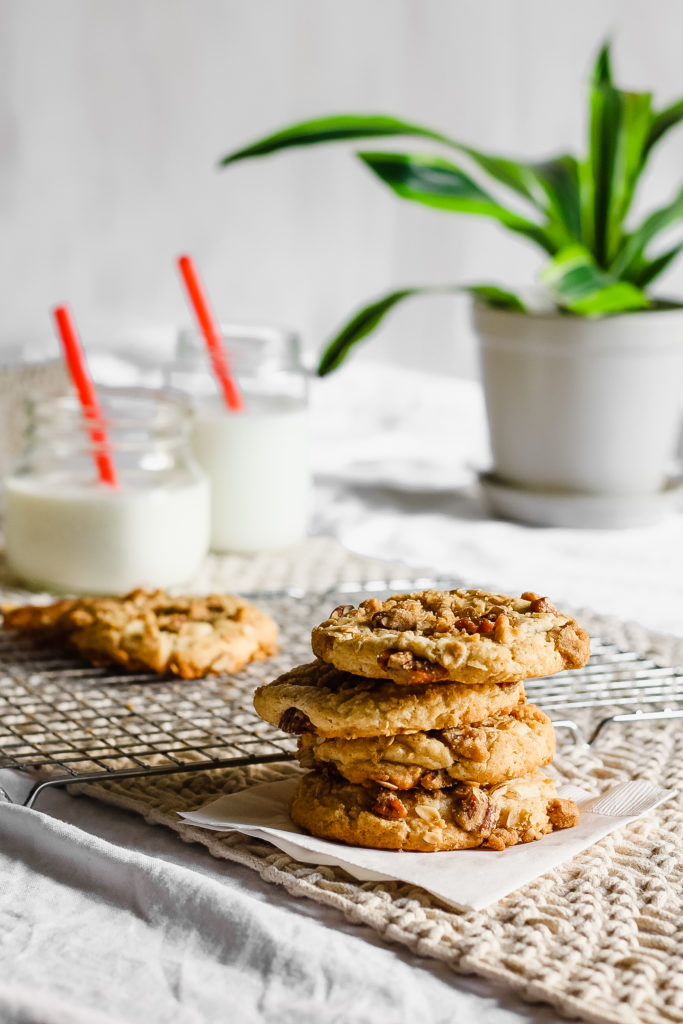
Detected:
left=4, top=388, right=210, bottom=593
left=170, top=325, right=310, bottom=553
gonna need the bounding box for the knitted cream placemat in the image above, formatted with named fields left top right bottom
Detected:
left=5, top=538, right=683, bottom=1024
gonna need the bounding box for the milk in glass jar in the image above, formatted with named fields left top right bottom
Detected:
left=5, top=388, right=210, bottom=593
left=170, top=325, right=310, bottom=553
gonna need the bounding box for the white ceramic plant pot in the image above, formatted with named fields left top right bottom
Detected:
left=473, top=303, right=683, bottom=496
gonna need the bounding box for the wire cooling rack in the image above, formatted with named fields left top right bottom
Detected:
left=1, top=579, right=682, bottom=808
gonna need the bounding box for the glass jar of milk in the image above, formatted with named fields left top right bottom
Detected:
left=5, top=388, right=210, bottom=593
left=169, top=324, right=310, bottom=553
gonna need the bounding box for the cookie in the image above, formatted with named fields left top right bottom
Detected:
left=290, top=769, right=579, bottom=852
left=311, top=588, right=590, bottom=685
left=253, top=660, right=525, bottom=739
left=297, top=703, right=555, bottom=788
left=3, top=589, right=278, bottom=679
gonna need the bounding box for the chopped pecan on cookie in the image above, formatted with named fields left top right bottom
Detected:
left=278, top=708, right=315, bottom=735
left=371, top=791, right=407, bottom=820
left=452, top=785, right=491, bottom=832
left=311, top=587, right=590, bottom=686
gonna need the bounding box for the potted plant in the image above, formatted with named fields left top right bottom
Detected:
left=219, top=43, right=683, bottom=519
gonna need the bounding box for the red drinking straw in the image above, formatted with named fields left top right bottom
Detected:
left=52, top=305, right=119, bottom=487
left=176, top=254, right=244, bottom=412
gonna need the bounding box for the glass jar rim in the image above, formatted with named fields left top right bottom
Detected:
left=176, top=322, right=303, bottom=375
left=26, top=385, right=193, bottom=431
left=178, top=321, right=298, bottom=345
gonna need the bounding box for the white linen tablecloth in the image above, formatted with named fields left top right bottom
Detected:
left=1, top=782, right=562, bottom=1024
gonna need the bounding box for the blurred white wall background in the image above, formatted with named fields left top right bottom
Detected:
left=2, top=0, right=683, bottom=375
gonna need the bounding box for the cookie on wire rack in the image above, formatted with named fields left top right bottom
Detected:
left=2, top=589, right=278, bottom=679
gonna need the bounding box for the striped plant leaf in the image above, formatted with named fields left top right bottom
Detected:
left=541, top=245, right=650, bottom=314
left=581, top=85, right=653, bottom=267
left=217, top=39, right=683, bottom=362
left=643, top=98, right=683, bottom=160
left=317, top=282, right=526, bottom=374
left=592, top=41, right=613, bottom=86
left=218, top=114, right=450, bottom=166
left=219, top=112, right=581, bottom=244
left=357, top=151, right=563, bottom=254
left=318, top=287, right=432, bottom=376
left=455, top=148, right=542, bottom=206
left=464, top=285, right=527, bottom=312
left=611, top=186, right=683, bottom=280
left=454, top=149, right=581, bottom=243
left=529, top=155, right=582, bottom=241
left=629, top=241, right=683, bottom=289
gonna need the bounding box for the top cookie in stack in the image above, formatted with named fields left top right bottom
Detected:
left=254, top=588, right=590, bottom=852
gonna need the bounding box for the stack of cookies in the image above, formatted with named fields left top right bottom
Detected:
left=254, top=588, right=590, bottom=852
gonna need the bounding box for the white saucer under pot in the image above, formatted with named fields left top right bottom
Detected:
left=479, top=471, right=683, bottom=529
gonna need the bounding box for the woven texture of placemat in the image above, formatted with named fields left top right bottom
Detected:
left=4, top=537, right=683, bottom=1024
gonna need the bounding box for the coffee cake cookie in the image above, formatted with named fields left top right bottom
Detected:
left=290, top=769, right=580, bottom=852
left=311, top=589, right=590, bottom=686
left=253, top=660, right=525, bottom=738
left=3, top=589, right=278, bottom=679
left=297, top=704, right=555, bottom=788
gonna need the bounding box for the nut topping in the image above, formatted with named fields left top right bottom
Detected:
left=432, top=607, right=456, bottom=633
left=453, top=617, right=479, bottom=635
left=419, top=771, right=444, bottom=791
left=329, top=604, right=354, bottom=619
left=278, top=707, right=315, bottom=735
left=480, top=801, right=499, bottom=833
left=547, top=797, right=580, bottom=830
left=453, top=786, right=490, bottom=831
left=371, top=605, right=418, bottom=631
left=376, top=649, right=447, bottom=682
left=441, top=725, right=490, bottom=762
left=370, top=791, right=407, bottom=820
left=493, top=613, right=511, bottom=643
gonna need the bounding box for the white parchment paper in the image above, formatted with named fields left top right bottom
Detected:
left=178, top=778, right=673, bottom=910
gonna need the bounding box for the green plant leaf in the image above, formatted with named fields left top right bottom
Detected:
left=592, top=41, right=613, bottom=86
left=455, top=149, right=580, bottom=239
left=581, top=86, right=653, bottom=267
left=218, top=114, right=450, bottom=166
left=464, top=285, right=527, bottom=312
left=454, top=149, right=582, bottom=242
left=611, top=186, right=683, bottom=279
left=629, top=241, right=683, bottom=288
left=455, top=149, right=541, bottom=205
left=530, top=155, right=582, bottom=240
left=357, top=151, right=562, bottom=254
left=540, top=244, right=650, bottom=315
left=643, top=98, right=683, bottom=159
left=218, top=111, right=581, bottom=238
left=317, top=283, right=531, bottom=374
left=317, top=287, right=430, bottom=375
